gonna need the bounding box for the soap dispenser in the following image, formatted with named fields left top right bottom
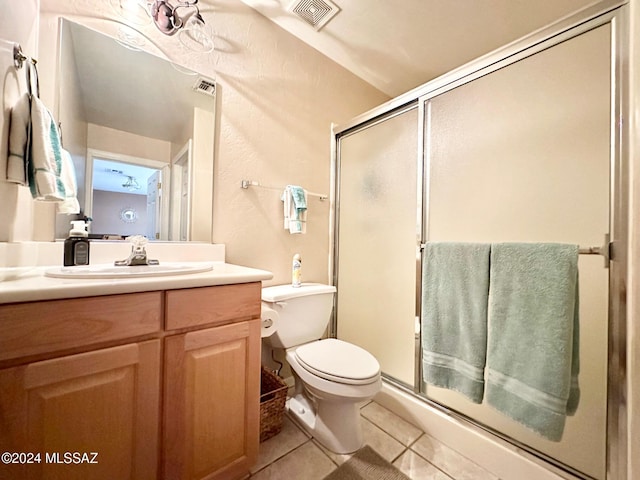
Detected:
left=64, top=220, right=90, bottom=266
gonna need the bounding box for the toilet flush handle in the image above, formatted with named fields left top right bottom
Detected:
left=275, top=301, right=287, bottom=307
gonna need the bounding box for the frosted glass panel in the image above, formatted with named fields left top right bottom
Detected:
left=425, top=25, right=610, bottom=479
left=336, top=108, right=418, bottom=385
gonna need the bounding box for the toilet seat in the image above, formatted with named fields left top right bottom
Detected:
left=294, top=339, right=380, bottom=385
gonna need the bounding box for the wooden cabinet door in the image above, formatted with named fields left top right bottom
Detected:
left=0, top=340, right=161, bottom=480
left=163, top=320, right=260, bottom=480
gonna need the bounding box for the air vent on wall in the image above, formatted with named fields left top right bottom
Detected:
left=193, top=77, right=216, bottom=96
left=288, top=0, right=340, bottom=31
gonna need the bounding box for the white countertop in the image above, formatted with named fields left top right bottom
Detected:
left=0, top=262, right=273, bottom=304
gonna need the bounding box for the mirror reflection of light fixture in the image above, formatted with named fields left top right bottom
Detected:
left=122, top=175, right=141, bottom=191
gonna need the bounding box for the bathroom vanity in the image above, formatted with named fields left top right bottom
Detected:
left=0, top=260, right=272, bottom=480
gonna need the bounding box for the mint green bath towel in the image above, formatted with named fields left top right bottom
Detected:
left=421, top=242, right=491, bottom=403
left=486, top=243, right=580, bottom=442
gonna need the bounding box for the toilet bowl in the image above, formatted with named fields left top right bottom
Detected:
left=286, top=338, right=381, bottom=453
left=262, top=283, right=381, bottom=454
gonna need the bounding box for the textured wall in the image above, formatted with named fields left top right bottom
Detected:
left=36, top=0, right=389, bottom=284
left=205, top=1, right=389, bottom=284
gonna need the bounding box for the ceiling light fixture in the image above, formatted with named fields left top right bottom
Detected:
left=112, top=0, right=214, bottom=52
left=151, top=0, right=193, bottom=34
left=150, top=0, right=214, bottom=52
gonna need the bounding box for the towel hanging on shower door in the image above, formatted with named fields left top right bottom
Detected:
left=421, top=242, right=491, bottom=403
left=485, top=242, right=580, bottom=442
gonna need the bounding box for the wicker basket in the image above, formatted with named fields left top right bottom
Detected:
left=259, top=366, right=288, bottom=443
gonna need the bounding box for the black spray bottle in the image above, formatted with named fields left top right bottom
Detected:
left=64, top=221, right=90, bottom=266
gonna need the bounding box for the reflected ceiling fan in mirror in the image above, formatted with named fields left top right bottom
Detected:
left=122, top=175, right=142, bottom=191
left=96, top=161, right=151, bottom=195
left=111, top=0, right=214, bottom=52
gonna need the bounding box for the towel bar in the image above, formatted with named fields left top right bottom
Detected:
left=578, top=233, right=611, bottom=268
left=241, top=179, right=328, bottom=200
left=419, top=234, right=612, bottom=268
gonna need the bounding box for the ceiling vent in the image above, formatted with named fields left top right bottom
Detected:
left=288, top=0, right=340, bottom=31
left=193, top=77, right=216, bottom=97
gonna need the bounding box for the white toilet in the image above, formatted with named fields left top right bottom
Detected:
left=262, top=283, right=381, bottom=454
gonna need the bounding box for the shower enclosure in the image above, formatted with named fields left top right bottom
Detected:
left=332, top=5, right=627, bottom=480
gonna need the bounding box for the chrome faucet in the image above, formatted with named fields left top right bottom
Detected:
left=114, top=235, right=159, bottom=266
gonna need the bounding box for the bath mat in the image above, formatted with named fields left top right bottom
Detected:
left=323, top=445, right=410, bottom=480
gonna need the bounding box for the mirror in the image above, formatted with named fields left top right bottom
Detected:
left=56, top=19, right=215, bottom=241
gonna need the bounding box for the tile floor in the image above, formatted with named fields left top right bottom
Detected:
left=249, top=401, right=500, bottom=479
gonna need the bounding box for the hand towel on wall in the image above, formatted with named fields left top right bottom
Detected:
left=486, top=243, right=580, bottom=442
left=7, top=60, right=37, bottom=185
left=7, top=93, right=31, bottom=184
left=281, top=185, right=307, bottom=234
left=6, top=61, right=79, bottom=213
left=28, top=95, right=68, bottom=201
left=421, top=242, right=491, bottom=403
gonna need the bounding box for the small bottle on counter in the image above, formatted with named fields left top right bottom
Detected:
left=64, top=221, right=90, bottom=266
left=292, top=253, right=302, bottom=288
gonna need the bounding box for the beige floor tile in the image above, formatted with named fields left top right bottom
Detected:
left=248, top=398, right=507, bottom=480
left=312, top=439, right=354, bottom=466
left=251, top=416, right=311, bottom=473
left=309, top=416, right=406, bottom=467
left=361, top=417, right=407, bottom=463
left=361, top=402, right=423, bottom=446
left=411, top=434, right=499, bottom=480
left=250, top=441, right=337, bottom=480
left=394, top=450, right=454, bottom=480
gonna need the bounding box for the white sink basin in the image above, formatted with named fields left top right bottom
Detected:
left=44, top=262, right=214, bottom=279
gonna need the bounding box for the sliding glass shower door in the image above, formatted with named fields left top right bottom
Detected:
left=422, top=24, right=610, bottom=479
left=334, top=17, right=615, bottom=480
left=335, top=106, right=419, bottom=387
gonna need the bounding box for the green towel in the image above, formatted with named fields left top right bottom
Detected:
left=421, top=242, right=491, bottom=403
left=29, top=95, right=66, bottom=201
left=486, top=243, right=580, bottom=442
left=289, top=185, right=307, bottom=211
left=282, top=185, right=307, bottom=234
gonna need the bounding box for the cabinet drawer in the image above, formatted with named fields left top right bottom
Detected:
left=165, top=282, right=261, bottom=330
left=0, top=292, right=162, bottom=362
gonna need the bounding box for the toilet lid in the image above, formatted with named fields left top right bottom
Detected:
left=294, top=339, right=380, bottom=385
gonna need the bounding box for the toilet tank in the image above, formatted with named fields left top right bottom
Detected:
left=262, top=283, right=336, bottom=349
